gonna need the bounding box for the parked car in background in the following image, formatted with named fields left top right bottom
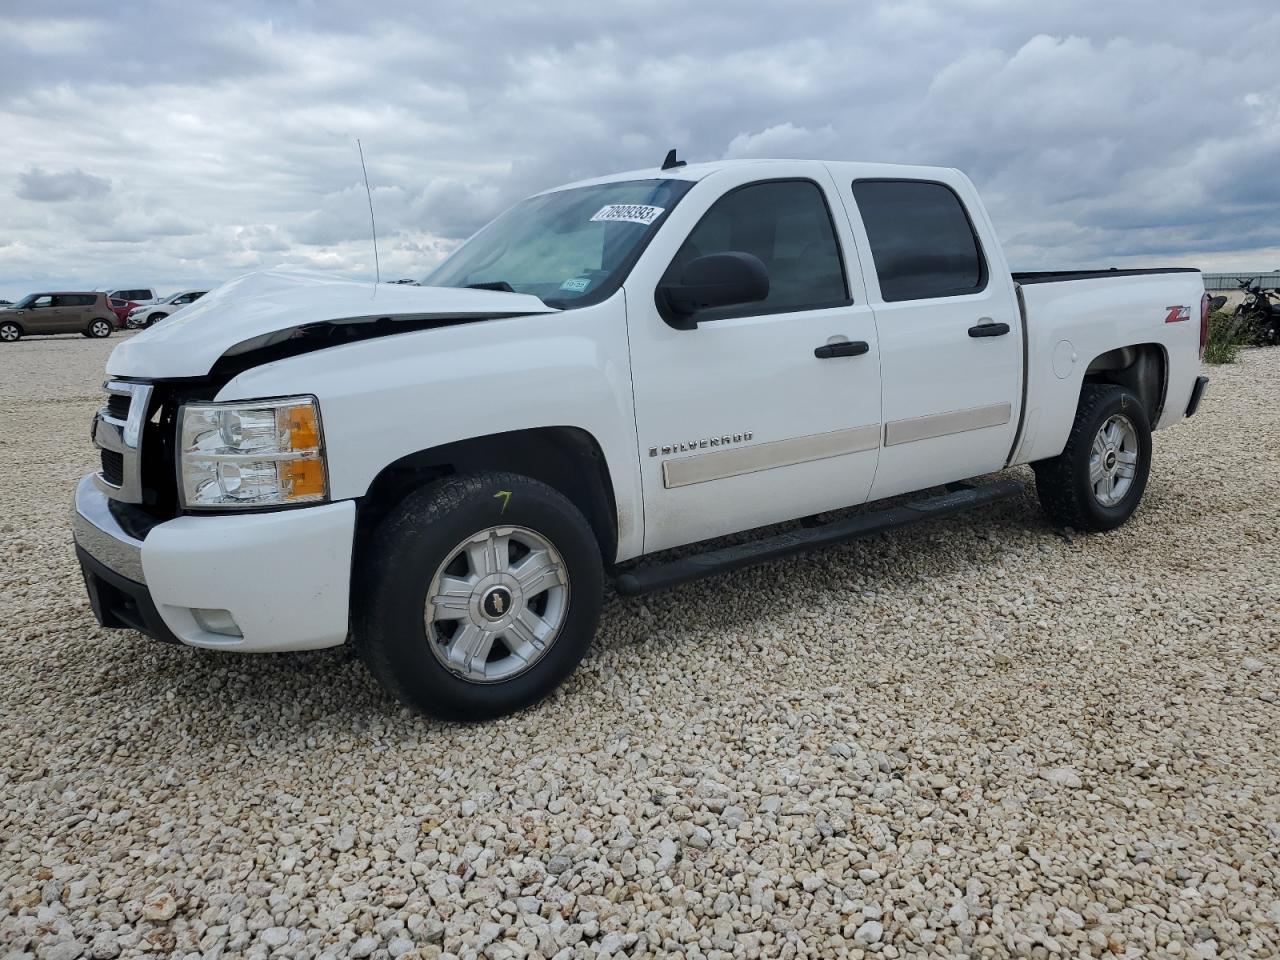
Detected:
left=108, top=298, right=137, bottom=326
left=107, top=287, right=160, bottom=306
left=126, top=290, right=207, bottom=329
left=0, top=292, right=117, bottom=342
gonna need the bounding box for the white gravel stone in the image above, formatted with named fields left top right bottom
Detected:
left=2, top=337, right=1279, bottom=959
left=1039, top=766, right=1084, bottom=789
left=140, top=890, right=177, bottom=922
left=855, top=920, right=884, bottom=944
left=259, top=927, right=290, bottom=947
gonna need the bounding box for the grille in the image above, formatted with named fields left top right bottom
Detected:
left=106, top=393, right=131, bottom=420
left=101, top=449, right=124, bottom=486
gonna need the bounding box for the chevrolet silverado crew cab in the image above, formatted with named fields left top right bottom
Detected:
left=72, top=157, right=1210, bottom=720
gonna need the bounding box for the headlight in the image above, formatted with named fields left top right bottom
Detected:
left=179, top=396, right=328, bottom=509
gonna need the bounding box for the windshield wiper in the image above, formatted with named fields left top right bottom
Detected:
left=465, top=281, right=515, bottom=293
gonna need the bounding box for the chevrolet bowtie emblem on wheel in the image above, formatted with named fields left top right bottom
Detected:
left=481, top=587, right=511, bottom=620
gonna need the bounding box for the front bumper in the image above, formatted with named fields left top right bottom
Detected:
left=71, top=475, right=356, bottom=651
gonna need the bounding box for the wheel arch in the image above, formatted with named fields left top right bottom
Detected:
left=356, top=425, right=620, bottom=564
left=1081, top=342, right=1167, bottom=423
left=0, top=319, right=24, bottom=335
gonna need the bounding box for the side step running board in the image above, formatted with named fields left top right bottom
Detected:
left=615, top=479, right=1024, bottom=597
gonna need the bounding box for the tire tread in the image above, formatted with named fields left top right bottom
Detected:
left=1033, top=383, right=1148, bottom=531
left=354, top=471, right=601, bottom=719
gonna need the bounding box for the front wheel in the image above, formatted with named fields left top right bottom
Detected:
left=1032, top=384, right=1152, bottom=532
left=88, top=319, right=113, bottom=338
left=355, top=473, right=604, bottom=720
left=145, top=312, right=167, bottom=326
left=0, top=322, right=20, bottom=343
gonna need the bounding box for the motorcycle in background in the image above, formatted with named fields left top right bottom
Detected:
left=1233, top=278, right=1280, bottom=345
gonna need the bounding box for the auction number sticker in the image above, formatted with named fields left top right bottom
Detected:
left=590, top=204, right=665, bottom=226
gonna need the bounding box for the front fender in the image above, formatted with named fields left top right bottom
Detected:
left=215, top=294, right=645, bottom=560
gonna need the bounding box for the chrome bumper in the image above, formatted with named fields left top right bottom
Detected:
left=71, top=474, right=146, bottom=583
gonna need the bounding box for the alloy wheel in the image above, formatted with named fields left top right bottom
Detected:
left=424, top=525, right=570, bottom=683
left=1089, top=414, right=1139, bottom=507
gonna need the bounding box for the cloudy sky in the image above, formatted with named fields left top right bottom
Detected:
left=3, top=0, right=1279, bottom=300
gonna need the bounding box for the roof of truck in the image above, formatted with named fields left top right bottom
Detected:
left=540, top=158, right=965, bottom=195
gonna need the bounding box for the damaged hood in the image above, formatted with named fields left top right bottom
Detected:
left=106, top=270, right=558, bottom=379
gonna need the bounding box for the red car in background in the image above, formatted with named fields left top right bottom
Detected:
left=108, top=298, right=136, bottom=327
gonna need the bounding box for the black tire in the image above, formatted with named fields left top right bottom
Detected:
left=88, top=319, right=113, bottom=338
left=1032, top=384, right=1152, bottom=532
left=355, top=472, right=604, bottom=720
left=146, top=312, right=167, bottom=326
left=0, top=321, right=20, bottom=343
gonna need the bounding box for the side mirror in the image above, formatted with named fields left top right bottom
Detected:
left=659, top=252, right=769, bottom=327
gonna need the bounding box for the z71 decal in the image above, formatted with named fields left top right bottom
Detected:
left=1165, top=305, right=1191, bottom=323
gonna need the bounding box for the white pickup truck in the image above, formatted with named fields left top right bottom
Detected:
left=72, top=157, right=1210, bottom=719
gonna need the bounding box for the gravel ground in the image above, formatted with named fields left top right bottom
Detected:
left=1, top=334, right=1277, bottom=960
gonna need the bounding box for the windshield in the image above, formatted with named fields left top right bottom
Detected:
left=423, top=178, right=693, bottom=308
left=12, top=294, right=40, bottom=309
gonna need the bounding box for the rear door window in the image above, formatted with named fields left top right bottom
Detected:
left=663, top=179, right=849, bottom=320
left=54, top=294, right=96, bottom=307
left=851, top=180, right=987, bottom=302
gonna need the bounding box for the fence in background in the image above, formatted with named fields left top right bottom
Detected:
left=1203, top=271, right=1280, bottom=291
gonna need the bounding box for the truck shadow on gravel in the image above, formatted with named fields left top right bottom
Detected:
left=83, top=475, right=1065, bottom=745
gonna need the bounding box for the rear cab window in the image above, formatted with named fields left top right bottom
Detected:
left=851, top=179, right=987, bottom=302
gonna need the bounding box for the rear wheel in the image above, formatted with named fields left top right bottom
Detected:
left=88, top=319, right=113, bottom=338
left=1032, top=384, right=1152, bottom=531
left=355, top=472, right=603, bottom=720
left=0, top=322, right=19, bottom=343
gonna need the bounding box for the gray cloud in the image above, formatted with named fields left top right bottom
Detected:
left=3, top=1, right=1280, bottom=299
left=15, top=167, right=111, bottom=202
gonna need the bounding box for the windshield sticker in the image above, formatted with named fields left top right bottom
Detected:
left=590, top=204, right=665, bottom=226
left=559, top=277, right=592, bottom=293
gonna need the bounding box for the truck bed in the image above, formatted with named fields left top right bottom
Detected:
left=1009, top=266, right=1204, bottom=468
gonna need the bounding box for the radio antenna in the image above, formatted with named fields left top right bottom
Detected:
left=357, top=138, right=380, bottom=283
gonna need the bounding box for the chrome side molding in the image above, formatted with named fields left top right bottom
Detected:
left=662, top=424, right=880, bottom=489
left=884, top=402, right=1011, bottom=447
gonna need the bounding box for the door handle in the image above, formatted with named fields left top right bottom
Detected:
left=814, top=340, right=870, bottom=359
left=968, top=321, right=1010, bottom=338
